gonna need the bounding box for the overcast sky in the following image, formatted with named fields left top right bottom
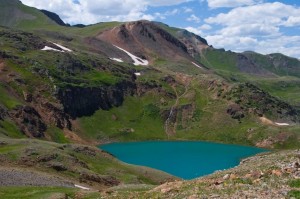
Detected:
left=21, top=0, right=300, bottom=58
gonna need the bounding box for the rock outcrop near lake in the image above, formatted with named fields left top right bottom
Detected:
left=57, top=80, right=137, bottom=118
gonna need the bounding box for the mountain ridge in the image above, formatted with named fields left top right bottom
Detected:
left=40, top=9, right=68, bottom=26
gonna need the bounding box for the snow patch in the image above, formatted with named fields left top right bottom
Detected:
left=113, top=45, right=148, bottom=66
left=41, top=46, right=63, bottom=52
left=134, top=72, right=141, bottom=76
left=41, top=42, right=72, bottom=53
left=260, top=117, right=290, bottom=126
left=74, top=184, right=90, bottom=190
left=110, top=58, right=124, bottom=62
left=52, top=42, right=72, bottom=52
left=192, top=62, right=203, bottom=69
left=275, top=122, right=290, bottom=126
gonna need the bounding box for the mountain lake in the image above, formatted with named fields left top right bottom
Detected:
left=100, top=141, right=267, bottom=179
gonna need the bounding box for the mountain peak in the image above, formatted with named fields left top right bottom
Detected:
left=92, top=20, right=209, bottom=64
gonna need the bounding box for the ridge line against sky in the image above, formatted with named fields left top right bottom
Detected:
left=21, top=0, right=300, bottom=59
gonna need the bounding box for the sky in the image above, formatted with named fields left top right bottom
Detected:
left=21, top=0, right=300, bottom=58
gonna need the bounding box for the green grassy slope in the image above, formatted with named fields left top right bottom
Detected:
left=200, top=48, right=238, bottom=73
left=0, top=138, right=176, bottom=185
left=0, top=0, right=58, bottom=29
left=78, top=73, right=300, bottom=148
left=249, top=76, right=300, bottom=106
left=79, top=96, right=167, bottom=141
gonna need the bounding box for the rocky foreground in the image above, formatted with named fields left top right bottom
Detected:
left=103, top=150, right=300, bottom=199
left=0, top=167, right=74, bottom=187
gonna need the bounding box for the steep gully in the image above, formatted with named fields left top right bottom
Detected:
left=164, top=79, right=191, bottom=138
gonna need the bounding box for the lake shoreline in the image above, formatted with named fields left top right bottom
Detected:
left=100, top=141, right=268, bottom=179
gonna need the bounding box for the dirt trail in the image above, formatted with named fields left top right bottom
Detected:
left=63, top=129, right=90, bottom=145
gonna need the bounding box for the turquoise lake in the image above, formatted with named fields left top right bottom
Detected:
left=100, top=141, right=267, bottom=179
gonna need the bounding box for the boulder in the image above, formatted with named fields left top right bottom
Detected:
left=79, top=172, right=120, bottom=186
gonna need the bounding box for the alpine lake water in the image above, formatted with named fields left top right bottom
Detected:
left=100, top=141, right=267, bottom=180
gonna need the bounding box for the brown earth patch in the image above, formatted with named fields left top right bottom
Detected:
left=63, top=129, right=91, bottom=145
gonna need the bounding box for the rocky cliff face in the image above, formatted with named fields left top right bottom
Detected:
left=57, top=80, right=137, bottom=118
left=38, top=101, right=71, bottom=130
left=176, top=29, right=209, bottom=57
left=9, top=106, right=47, bottom=138
left=0, top=105, right=7, bottom=120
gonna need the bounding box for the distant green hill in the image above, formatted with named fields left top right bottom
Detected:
left=199, top=48, right=300, bottom=105
left=0, top=0, right=59, bottom=29
left=200, top=48, right=300, bottom=78
left=243, top=52, right=300, bottom=78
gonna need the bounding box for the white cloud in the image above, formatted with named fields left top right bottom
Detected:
left=145, top=0, right=193, bottom=7
left=199, top=24, right=212, bottom=30
left=185, top=26, right=203, bottom=35
left=205, top=2, right=300, bottom=26
left=21, top=0, right=190, bottom=24
left=256, top=36, right=300, bottom=58
left=187, top=14, right=200, bottom=23
left=183, top=7, right=193, bottom=13
left=154, top=9, right=180, bottom=20
left=257, top=36, right=300, bottom=52
left=206, top=31, right=300, bottom=58
left=184, top=24, right=212, bottom=36
left=166, top=9, right=180, bottom=15
left=285, top=16, right=300, bottom=27
left=204, top=2, right=300, bottom=58
left=206, top=0, right=262, bottom=8
left=219, top=24, right=280, bottom=37
left=80, top=0, right=147, bottom=16
left=206, top=35, right=258, bottom=51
